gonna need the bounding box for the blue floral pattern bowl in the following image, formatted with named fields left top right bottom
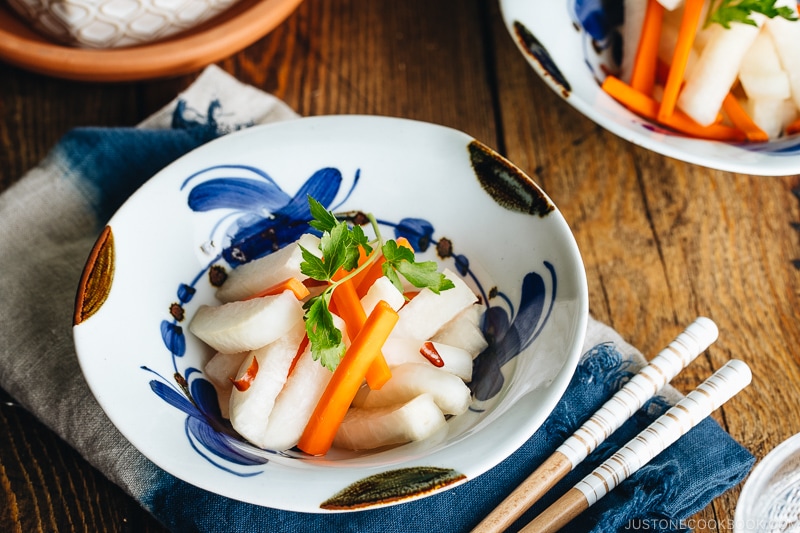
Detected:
left=500, top=0, right=800, bottom=176
left=72, top=115, right=588, bottom=512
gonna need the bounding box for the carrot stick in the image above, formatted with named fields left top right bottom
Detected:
left=354, top=256, right=387, bottom=298
left=658, top=0, right=704, bottom=122
left=722, top=93, right=769, bottom=142
left=297, top=300, right=399, bottom=456
left=245, top=277, right=310, bottom=301
left=603, top=76, right=746, bottom=141
left=630, top=0, right=664, bottom=95
left=785, top=116, right=800, bottom=136
left=331, top=278, right=393, bottom=390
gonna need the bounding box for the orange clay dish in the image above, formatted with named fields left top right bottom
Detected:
left=0, top=0, right=303, bottom=82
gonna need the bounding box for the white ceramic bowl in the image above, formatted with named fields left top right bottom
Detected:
left=735, top=432, right=800, bottom=532
left=72, top=115, right=588, bottom=512
left=500, top=0, right=800, bottom=176
left=7, top=0, right=241, bottom=48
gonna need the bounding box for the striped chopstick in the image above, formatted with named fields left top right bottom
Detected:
left=519, top=359, right=752, bottom=533
left=471, top=317, right=719, bottom=533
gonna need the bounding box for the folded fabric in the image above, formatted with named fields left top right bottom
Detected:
left=0, top=65, right=754, bottom=532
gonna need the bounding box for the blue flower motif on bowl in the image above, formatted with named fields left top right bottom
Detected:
left=146, top=162, right=557, bottom=474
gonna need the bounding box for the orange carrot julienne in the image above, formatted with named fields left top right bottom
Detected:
left=602, top=76, right=746, bottom=142
left=354, top=256, right=387, bottom=298
left=787, top=116, right=800, bottom=136
left=722, top=93, right=768, bottom=142
left=630, top=0, right=664, bottom=95
left=658, top=0, right=704, bottom=122
left=246, top=277, right=310, bottom=301
left=331, top=278, right=392, bottom=390
left=297, top=300, right=399, bottom=456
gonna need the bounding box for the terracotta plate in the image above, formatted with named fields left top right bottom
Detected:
left=0, top=0, right=303, bottom=82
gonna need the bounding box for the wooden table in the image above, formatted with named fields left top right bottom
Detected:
left=2, top=1, right=799, bottom=531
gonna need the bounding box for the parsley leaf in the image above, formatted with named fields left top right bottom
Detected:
left=381, top=240, right=455, bottom=294
left=706, top=0, right=798, bottom=29
left=299, top=195, right=453, bottom=370
left=307, top=196, right=339, bottom=233
left=303, top=294, right=344, bottom=371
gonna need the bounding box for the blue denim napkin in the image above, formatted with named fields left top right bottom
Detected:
left=0, top=65, right=753, bottom=532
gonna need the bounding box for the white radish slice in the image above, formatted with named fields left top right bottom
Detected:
left=333, top=393, right=447, bottom=451
left=766, top=0, right=800, bottom=111
left=391, top=268, right=478, bottom=341
left=745, top=97, right=797, bottom=139
left=204, top=351, right=249, bottom=390
left=216, top=233, right=321, bottom=302
left=189, top=290, right=304, bottom=354
left=381, top=338, right=473, bottom=382
left=228, top=321, right=306, bottom=448
left=257, top=346, right=333, bottom=451
left=739, top=31, right=791, bottom=101
left=677, top=18, right=764, bottom=126
left=352, top=362, right=472, bottom=416
left=656, top=0, right=683, bottom=10
left=256, top=314, right=347, bottom=451
left=360, top=275, right=405, bottom=315
left=431, top=304, right=488, bottom=357
left=204, top=351, right=249, bottom=418
left=740, top=70, right=792, bottom=101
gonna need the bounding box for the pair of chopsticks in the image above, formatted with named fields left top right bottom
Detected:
left=472, top=317, right=752, bottom=533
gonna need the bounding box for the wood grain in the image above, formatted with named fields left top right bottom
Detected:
left=2, top=0, right=800, bottom=531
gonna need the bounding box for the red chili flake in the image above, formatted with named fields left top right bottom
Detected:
left=420, top=342, right=444, bottom=368
left=230, top=356, right=259, bottom=392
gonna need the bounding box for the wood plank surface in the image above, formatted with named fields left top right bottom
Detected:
left=2, top=0, right=800, bottom=531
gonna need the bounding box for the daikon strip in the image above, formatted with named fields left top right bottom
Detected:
left=352, top=362, right=472, bottom=416
left=381, top=338, right=474, bottom=382
left=655, top=0, right=683, bottom=10
left=333, top=393, right=447, bottom=451
left=228, top=321, right=307, bottom=449
left=216, top=233, right=321, bottom=303
left=677, top=16, right=765, bottom=126
left=189, top=290, right=304, bottom=354
left=257, top=345, right=335, bottom=451
left=739, top=30, right=791, bottom=101
left=766, top=0, right=800, bottom=111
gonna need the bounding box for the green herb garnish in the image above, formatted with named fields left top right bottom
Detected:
left=706, top=0, right=798, bottom=29
left=299, top=197, right=454, bottom=370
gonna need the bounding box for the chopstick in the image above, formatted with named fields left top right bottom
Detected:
left=471, top=317, right=719, bottom=533
left=518, top=358, right=752, bottom=533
